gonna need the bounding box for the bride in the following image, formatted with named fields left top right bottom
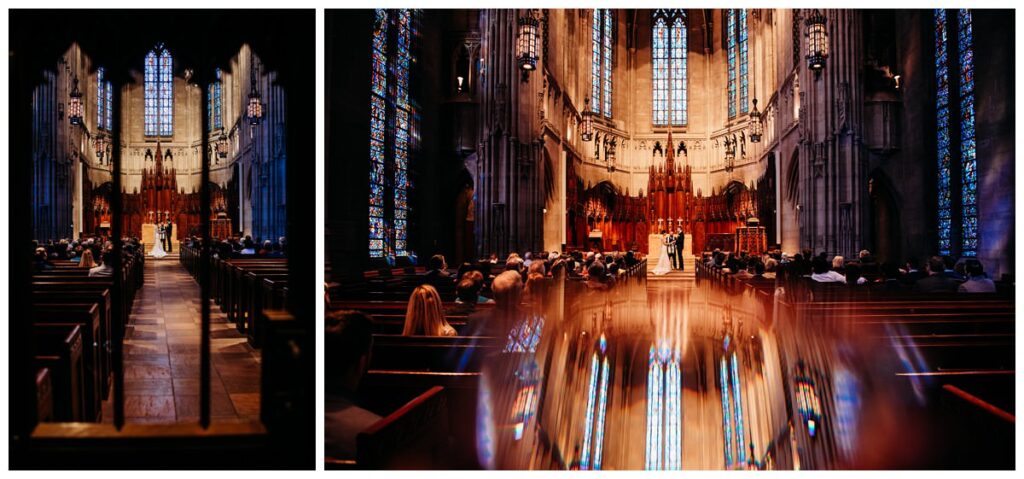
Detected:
left=652, top=231, right=673, bottom=275
left=149, top=223, right=168, bottom=259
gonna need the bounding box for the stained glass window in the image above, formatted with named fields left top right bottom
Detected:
left=368, top=9, right=416, bottom=258
left=210, top=68, right=223, bottom=131
left=727, top=10, right=738, bottom=118
left=720, top=356, right=734, bottom=467
left=645, top=345, right=664, bottom=470
left=653, top=10, right=686, bottom=126
left=144, top=46, right=173, bottom=136
left=580, top=353, right=599, bottom=470
left=934, top=9, right=979, bottom=257
left=369, top=9, right=389, bottom=257
left=591, top=10, right=614, bottom=118
left=645, top=344, right=681, bottom=470
left=738, top=9, right=749, bottom=114
left=97, top=67, right=104, bottom=128
left=958, top=9, right=977, bottom=257
left=935, top=9, right=952, bottom=255
left=104, top=82, right=112, bottom=130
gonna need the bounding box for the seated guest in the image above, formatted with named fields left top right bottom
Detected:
left=585, top=263, right=611, bottom=291
left=89, top=250, right=117, bottom=277
left=238, top=237, right=257, bottom=256
left=325, top=310, right=382, bottom=460
left=527, top=260, right=546, bottom=277
left=78, top=249, right=96, bottom=269
left=33, top=247, right=53, bottom=271
left=811, top=257, right=845, bottom=283
left=942, top=255, right=965, bottom=281
left=902, top=257, right=925, bottom=285
left=523, top=252, right=534, bottom=269
left=403, top=284, right=456, bottom=336
left=877, top=261, right=904, bottom=291
left=914, top=256, right=960, bottom=293
left=958, top=260, right=996, bottom=293
left=763, top=258, right=778, bottom=280
left=831, top=255, right=846, bottom=275
left=735, top=259, right=755, bottom=280
left=449, top=275, right=492, bottom=316
left=259, top=240, right=274, bottom=256
left=845, top=262, right=867, bottom=285
left=426, top=254, right=450, bottom=279
left=524, top=271, right=550, bottom=304
left=467, top=271, right=522, bottom=337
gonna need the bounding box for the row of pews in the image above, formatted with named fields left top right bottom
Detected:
left=180, top=245, right=290, bottom=347
left=326, top=257, right=648, bottom=468
left=696, top=260, right=1015, bottom=467
left=30, top=249, right=144, bottom=423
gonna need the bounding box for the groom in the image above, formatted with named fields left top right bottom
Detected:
left=674, top=227, right=685, bottom=271
left=163, top=220, right=173, bottom=252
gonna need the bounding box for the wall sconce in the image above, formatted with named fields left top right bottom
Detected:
left=805, top=9, right=829, bottom=74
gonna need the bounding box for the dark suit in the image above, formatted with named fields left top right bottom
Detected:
left=674, top=233, right=685, bottom=270
left=163, top=223, right=173, bottom=252
left=914, top=273, right=960, bottom=293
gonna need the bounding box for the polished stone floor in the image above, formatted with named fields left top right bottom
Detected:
left=102, top=257, right=261, bottom=423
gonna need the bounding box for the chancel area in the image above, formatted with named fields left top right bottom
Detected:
left=326, top=8, right=1015, bottom=470
left=9, top=10, right=314, bottom=469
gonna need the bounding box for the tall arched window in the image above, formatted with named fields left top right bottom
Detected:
left=144, top=45, right=173, bottom=136
left=96, top=67, right=112, bottom=131
left=208, top=68, right=223, bottom=131
left=652, top=9, right=686, bottom=126
left=368, top=9, right=414, bottom=259
left=726, top=9, right=749, bottom=118
left=935, top=8, right=977, bottom=257
left=645, top=343, right=682, bottom=470
left=591, top=9, right=614, bottom=118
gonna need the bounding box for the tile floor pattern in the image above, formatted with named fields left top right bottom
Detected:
left=101, top=257, right=261, bottom=423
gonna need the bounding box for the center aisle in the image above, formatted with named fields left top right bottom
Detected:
left=102, top=256, right=262, bottom=423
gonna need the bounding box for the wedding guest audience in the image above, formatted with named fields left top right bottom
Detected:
left=89, top=250, right=116, bottom=277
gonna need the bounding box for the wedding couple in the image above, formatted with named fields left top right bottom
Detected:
left=149, top=220, right=174, bottom=259
left=652, top=228, right=685, bottom=276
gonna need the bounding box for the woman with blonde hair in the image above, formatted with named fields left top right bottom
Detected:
left=403, top=284, right=457, bottom=336
left=78, top=249, right=96, bottom=269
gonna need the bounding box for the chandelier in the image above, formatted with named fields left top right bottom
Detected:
left=581, top=97, right=594, bottom=142
left=748, top=98, right=763, bottom=143
left=68, top=76, right=83, bottom=126
left=247, top=52, right=263, bottom=126
left=516, top=11, right=540, bottom=73
left=805, top=9, right=829, bottom=73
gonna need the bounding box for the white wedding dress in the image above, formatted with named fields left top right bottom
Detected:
left=652, top=236, right=673, bottom=275
left=149, top=227, right=167, bottom=258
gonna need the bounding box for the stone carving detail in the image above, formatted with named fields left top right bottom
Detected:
left=837, top=82, right=850, bottom=132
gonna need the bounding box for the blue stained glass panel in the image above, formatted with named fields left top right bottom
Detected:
left=104, top=82, right=112, bottom=130
left=97, top=67, right=105, bottom=128
left=653, top=11, right=685, bottom=126
left=934, top=9, right=952, bottom=255
left=144, top=52, right=158, bottom=136
left=593, top=357, right=610, bottom=470
left=670, top=16, right=686, bottom=126
left=592, top=9, right=602, bottom=114
left=368, top=9, right=389, bottom=257
left=739, top=9, right=749, bottom=114
left=664, top=356, right=681, bottom=469
left=731, top=353, right=746, bottom=465
left=652, top=17, right=669, bottom=125
left=720, top=357, right=734, bottom=467
left=645, top=345, right=663, bottom=470
left=727, top=10, right=737, bottom=119
left=580, top=353, right=600, bottom=470
left=602, top=9, right=610, bottom=117
left=958, top=9, right=978, bottom=256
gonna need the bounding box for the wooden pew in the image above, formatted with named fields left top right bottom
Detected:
left=32, top=290, right=112, bottom=395
left=242, top=272, right=289, bottom=346
left=359, top=370, right=481, bottom=468
left=36, top=368, right=54, bottom=423
left=353, top=386, right=450, bottom=469
left=32, top=303, right=103, bottom=422
left=33, top=324, right=84, bottom=422
left=368, top=335, right=500, bottom=373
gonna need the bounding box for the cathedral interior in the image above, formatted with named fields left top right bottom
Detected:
left=9, top=10, right=315, bottom=469
left=325, top=8, right=1015, bottom=470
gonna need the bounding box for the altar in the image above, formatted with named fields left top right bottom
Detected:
left=142, top=223, right=178, bottom=251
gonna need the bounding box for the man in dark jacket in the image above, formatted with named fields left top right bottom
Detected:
left=914, top=256, right=960, bottom=293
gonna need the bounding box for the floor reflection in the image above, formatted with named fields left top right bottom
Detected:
left=476, top=274, right=949, bottom=470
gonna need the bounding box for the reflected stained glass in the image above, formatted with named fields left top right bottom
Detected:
left=731, top=353, right=746, bottom=465
left=593, top=357, right=610, bottom=470
left=645, top=345, right=664, bottom=470
left=720, top=356, right=734, bottom=467
left=580, top=353, right=600, bottom=470
left=664, top=351, right=681, bottom=470
left=935, top=9, right=952, bottom=256
left=368, top=9, right=389, bottom=257
left=959, top=9, right=977, bottom=256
